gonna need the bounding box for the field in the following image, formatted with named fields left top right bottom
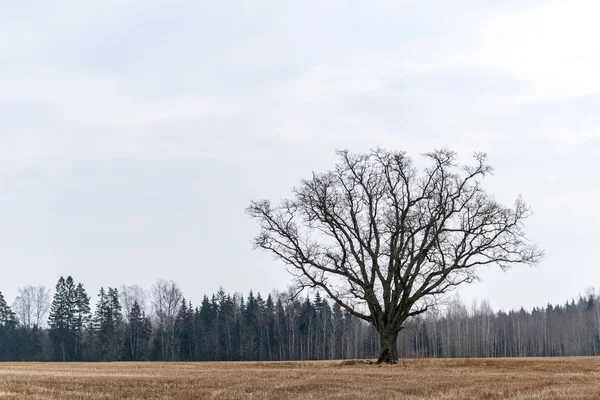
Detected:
left=1, top=358, right=600, bottom=399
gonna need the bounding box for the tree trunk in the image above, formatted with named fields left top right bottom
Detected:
left=377, top=327, right=399, bottom=364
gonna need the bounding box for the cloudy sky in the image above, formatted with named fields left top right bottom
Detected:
left=2, top=0, right=599, bottom=312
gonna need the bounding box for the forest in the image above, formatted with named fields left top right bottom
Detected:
left=0, top=276, right=599, bottom=362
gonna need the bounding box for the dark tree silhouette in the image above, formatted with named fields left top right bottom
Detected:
left=247, top=148, right=542, bottom=363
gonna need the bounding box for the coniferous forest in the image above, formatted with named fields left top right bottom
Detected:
left=1, top=276, right=600, bottom=362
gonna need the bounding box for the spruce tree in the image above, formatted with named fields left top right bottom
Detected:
left=93, top=287, right=109, bottom=360
left=48, top=277, right=91, bottom=361
left=0, top=292, right=17, bottom=361
left=176, top=299, right=194, bottom=361
left=48, top=277, right=72, bottom=361
left=0, top=292, right=16, bottom=326
left=74, top=282, right=91, bottom=360
left=109, top=287, right=123, bottom=360
left=93, top=287, right=123, bottom=361
left=124, top=300, right=151, bottom=361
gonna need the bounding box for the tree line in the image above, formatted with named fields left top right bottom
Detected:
left=0, top=276, right=599, bottom=361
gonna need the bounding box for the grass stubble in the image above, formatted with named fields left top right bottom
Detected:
left=0, top=357, right=599, bottom=399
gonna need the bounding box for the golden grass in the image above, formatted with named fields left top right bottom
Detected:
left=1, top=357, right=600, bottom=399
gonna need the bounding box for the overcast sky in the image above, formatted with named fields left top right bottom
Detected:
left=2, top=0, right=599, bottom=312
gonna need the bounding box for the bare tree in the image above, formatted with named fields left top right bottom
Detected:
left=247, top=148, right=542, bottom=363
left=13, top=285, right=51, bottom=329
left=120, top=285, right=148, bottom=322
left=151, top=279, right=182, bottom=361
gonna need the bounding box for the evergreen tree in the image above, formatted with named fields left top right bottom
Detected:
left=124, top=300, right=151, bottom=361
left=47, top=277, right=90, bottom=361
left=218, top=291, right=235, bottom=360
left=298, top=297, right=315, bottom=360
left=74, top=282, right=91, bottom=360
left=198, top=295, right=217, bottom=360
left=275, top=297, right=288, bottom=360
left=93, top=287, right=109, bottom=360
left=108, top=287, right=123, bottom=360
left=0, top=292, right=17, bottom=361
left=331, top=302, right=344, bottom=359
left=245, top=291, right=259, bottom=360
left=176, top=299, right=194, bottom=361
left=265, top=294, right=276, bottom=361
left=48, top=277, right=74, bottom=361
left=0, top=292, right=16, bottom=325
left=8, top=279, right=600, bottom=362
left=93, top=287, right=123, bottom=361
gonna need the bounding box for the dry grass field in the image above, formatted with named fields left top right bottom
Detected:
left=1, top=357, right=600, bottom=399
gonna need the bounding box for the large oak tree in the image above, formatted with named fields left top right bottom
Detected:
left=247, top=149, right=542, bottom=363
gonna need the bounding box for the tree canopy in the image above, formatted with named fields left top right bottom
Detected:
left=248, top=148, right=542, bottom=362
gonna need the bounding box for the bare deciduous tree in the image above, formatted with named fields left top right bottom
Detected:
left=13, top=285, right=51, bottom=329
left=120, top=285, right=148, bottom=322
left=151, top=279, right=182, bottom=361
left=247, top=148, right=542, bottom=363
